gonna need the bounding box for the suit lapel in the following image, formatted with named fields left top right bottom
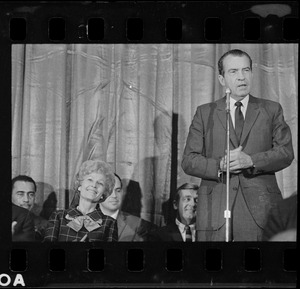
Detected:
left=216, top=97, right=239, bottom=148
left=169, top=224, right=184, bottom=241
left=240, top=95, right=260, bottom=146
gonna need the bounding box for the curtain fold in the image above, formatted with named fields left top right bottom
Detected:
left=12, top=44, right=298, bottom=225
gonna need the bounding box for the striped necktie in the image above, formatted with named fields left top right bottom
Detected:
left=185, top=225, right=192, bottom=242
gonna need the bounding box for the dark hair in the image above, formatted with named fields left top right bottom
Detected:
left=173, top=183, right=199, bottom=205
left=218, top=49, right=252, bottom=76
left=114, top=173, right=122, bottom=189
left=12, top=175, right=37, bottom=192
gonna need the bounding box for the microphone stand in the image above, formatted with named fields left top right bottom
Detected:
left=224, top=88, right=231, bottom=242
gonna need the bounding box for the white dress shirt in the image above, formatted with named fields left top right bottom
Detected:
left=175, top=218, right=196, bottom=242
left=230, top=94, right=249, bottom=128
left=110, top=210, right=119, bottom=220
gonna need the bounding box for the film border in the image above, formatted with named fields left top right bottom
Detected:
left=0, top=1, right=298, bottom=287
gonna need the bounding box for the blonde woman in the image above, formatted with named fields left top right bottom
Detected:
left=44, top=160, right=118, bottom=242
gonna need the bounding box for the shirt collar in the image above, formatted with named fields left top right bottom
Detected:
left=111, top=210, right=119, bottom=220
left=99, top=204, right=119, bottom=219
left=88, top=208, right=105, bottom=222
left=175, top=218, right=195, bottom=233
left=66, top=207, right=104, bottom=222
left=230, top=94, right=249, bottom=111
left=66, top=207, right=82, bottom=218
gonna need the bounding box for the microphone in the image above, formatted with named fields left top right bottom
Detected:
left=225, top=88, right=231, bottom=111
left=224, top=87, right=231, bottom=242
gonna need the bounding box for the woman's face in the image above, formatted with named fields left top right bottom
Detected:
left=79, top=172, right=107, bottom=203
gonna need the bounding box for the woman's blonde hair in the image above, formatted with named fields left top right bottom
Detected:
left=74, top=160, right=115, bottom=198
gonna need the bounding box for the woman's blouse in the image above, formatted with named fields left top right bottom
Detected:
left=44, top=207, right=118, bottom=242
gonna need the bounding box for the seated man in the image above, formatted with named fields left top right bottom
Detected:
left=148, top=183, right=198, bottom=242
left=12, top=203, right=35, bottom=241
left=99, top=173, right=155, bottom=241
left=11, top=175, right=49, bottom=241
left=262, top=193, right=297, bottom=241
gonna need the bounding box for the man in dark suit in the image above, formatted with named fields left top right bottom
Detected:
left=148, top=183, right=198, bottom=242
left=12, top=203, right=35, bottom=241
left=182, top=49, right=294, bottom=241
left=11, top=175, right=48, bottom=241
left=99, top=173, right=155, bottom=241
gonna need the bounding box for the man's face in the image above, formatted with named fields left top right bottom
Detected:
left=218, top=54, right=253, bottom=100
left=100, top=176, right=124, bottom=214
left=174, top=189, right=197, bottom=225
left=12, top=180, right=36, bottom=210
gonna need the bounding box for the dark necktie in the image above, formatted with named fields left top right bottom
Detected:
left=235, top=101, right=244, bottom=144
left=185, top=225, right=192, bottom=242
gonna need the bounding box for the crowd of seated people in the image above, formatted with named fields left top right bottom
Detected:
left=12, top=160, right=297, bottom=242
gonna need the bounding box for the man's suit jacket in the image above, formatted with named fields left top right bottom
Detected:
left=147, top=223, right=183, bottom=242
left=117, top=211, right=156, bottom=241
left=12, top=204, right=35, bottom=242
left=182, top=95, right=294, bottom=234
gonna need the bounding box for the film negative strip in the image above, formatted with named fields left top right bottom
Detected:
left=0, top=1, right=298, bottom=287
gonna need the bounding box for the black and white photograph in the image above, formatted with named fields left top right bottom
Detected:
left=11, top=43, right=297, bottom=243
left=0, top=1, right=297, bottom=287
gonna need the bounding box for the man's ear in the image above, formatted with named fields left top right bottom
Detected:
left=78, top=186, right=81, bottom=191
left=173, top=200, right=178, bottom=210
left=218, top=74, right=226, bottom=87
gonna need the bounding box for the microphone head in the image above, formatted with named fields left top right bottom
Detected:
left=225, top=88, right=231, bottom=94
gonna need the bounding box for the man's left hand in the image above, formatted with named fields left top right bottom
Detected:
left=229, top=146, right=253, bottom=171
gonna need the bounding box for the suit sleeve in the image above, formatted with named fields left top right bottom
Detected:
left=13, top=211, right=35, bottom=242
left=250, top=103, right=294, bottom=174
left=134, top=219, right=158, bottom=241
left=181, top=106, right=220, bottom=180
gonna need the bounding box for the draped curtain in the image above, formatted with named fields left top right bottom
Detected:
left=12, top=44, right=298, bottom=226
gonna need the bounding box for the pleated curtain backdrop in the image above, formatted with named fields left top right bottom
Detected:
left=11, top=43, right=298, bottom=226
